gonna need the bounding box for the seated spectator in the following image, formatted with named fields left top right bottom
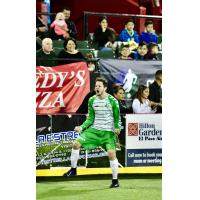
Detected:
left=50, top=12, right=69, bottom=40
left=62, top=7, right=77, bottom=39
left=149, top=70, right=162, bottom=113
left=36, top=37, right=42, bottom=50
left=112, top=84, right=130, bottom=113
left=139, top=20, right=158, bottom=44
left=85, top=52, right=96, bottom=72
left=36, top=38, right=57, bottom=67
left=93, top=16, right=117, bottom=51
left=132, top=85, right=161, bottom=113
left=133, top=42, right=148, bottom=60
left=57, top=37, right=85, bottom=65
left=118, top=45, right=132, bottom=60
left=119, top=19, right=139, bottom=50
left=36, top=16, right=48, bottom=40
left=146, top=42, right=160, bottom=60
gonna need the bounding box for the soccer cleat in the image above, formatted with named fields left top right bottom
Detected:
left=110, top=179, right=119, bottom=188
left=63, top=168, right=77, bottom=177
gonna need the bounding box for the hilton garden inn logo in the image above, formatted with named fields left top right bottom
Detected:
left=128, top=123, right=160, bottom=136
left=128, top=122, right=162, bottom=141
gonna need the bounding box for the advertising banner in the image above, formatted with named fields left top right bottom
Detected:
left=126, top=114, right=162, bottom=167
left=36, top=62, right=90, bottom=114
left=98, top=59, right=162, bottom=110
left=36, top=114, right=126, bottom=168
left=99, top=59, right=162, bottom=94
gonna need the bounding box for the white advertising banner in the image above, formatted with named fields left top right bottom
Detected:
left=126, top=114, right=162, bottom=167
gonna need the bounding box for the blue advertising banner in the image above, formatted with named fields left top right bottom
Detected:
left=126, top=149, right=162, bottom=167
left=99, top=59, right=162, bottom=95
left=98, top=59, right=162, bottom=110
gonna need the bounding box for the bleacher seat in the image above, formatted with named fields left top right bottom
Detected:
left=79, top=49, right=94, bottom=57
left=53, top=40, right=64, bottom=48
left=89, top=42, right=98, bottom=50
left=158, top=35, right=162, bottom=44
left=53, top=47, right=63, bottom=56
left=96, top=50, right=116, bottom=59
left=157, top=52, right=162, bottom=60
left=53, top=40, right=90, bottom=49
left=77, top=40, right=89, bottom=49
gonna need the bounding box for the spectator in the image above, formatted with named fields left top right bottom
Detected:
left=36, top=38, right=57, bottom=67
left=36, top=16, right=48, bottom=40
left=132, top=85, right=161, bottom=113
left=119, top=19, right=139, bottom=50
left=133, top=42, right=148, bottom=60
left=112, top=84, right=130, bottom=113
left=62, top=7, right=78, bottom=39
left=57, top=37, right=85, bottom=65
left=94, top=16, right=117, bottom=51
left=149, top=70, right=162, bottom=113
left=139, top=20, right=158, bottom=44
left=146, top=42, right=160, bottom=60
left=50, top=12, right=69, bottom=40
left=118, top=45, right=132, bottom=60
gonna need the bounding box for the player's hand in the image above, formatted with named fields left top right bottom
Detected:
left=114, top=129, right=120, bottom=135
left=74, top=126, right=82, bottom=133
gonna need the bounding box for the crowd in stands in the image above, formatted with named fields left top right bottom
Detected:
left=36, top=8, right=162, bottom=69
left=36, top=9, right=162, bottom=114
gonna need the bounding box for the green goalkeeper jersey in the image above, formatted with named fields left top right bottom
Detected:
left=80, top=94, right=121, bottom=132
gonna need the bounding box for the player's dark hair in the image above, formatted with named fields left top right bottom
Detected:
left=95, top=77, right=108, bottom=87
left=135, top=85, right=148, bottom=104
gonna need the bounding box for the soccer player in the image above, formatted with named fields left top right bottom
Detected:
left=64, top=77, right=121, bottom=188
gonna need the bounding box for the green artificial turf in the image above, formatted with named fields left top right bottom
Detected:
left=37, top=175, right=162, bottom=200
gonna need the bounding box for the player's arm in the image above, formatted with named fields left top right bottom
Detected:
left=80, top=97, right=95, bottom=130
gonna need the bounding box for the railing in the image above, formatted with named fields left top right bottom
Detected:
left=83, top=11, right=162, bottom=39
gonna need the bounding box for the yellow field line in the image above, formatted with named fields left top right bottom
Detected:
left=36, top=166, right=162, bottom=176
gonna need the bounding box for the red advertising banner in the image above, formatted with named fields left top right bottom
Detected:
left=36, top=62, right=90, bottom=114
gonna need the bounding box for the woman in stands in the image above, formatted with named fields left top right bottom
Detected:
left=57, top=38, right=85, bottom=65
left=93, top=16, right=117, bottom=51
left=132, top=85, right=161, bottom=113
left=112, top=84, right=130, bottom=113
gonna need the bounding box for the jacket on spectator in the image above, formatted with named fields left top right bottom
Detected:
left=66, top=20, right=77, bottom=39
left=57, top=50, right=85, bottom=65
left=132, top=51, right=148, bottom=60
left=139, top=32, right=158, bottom=44
left=148, top=81, right=162, bottom=113
left=119, top=29, right=139, bottom=43
left=36, top=49, right=58, bottom=67
left=50, top=21, right=68, bottom=38
left=94, top=27, right=116, bottom=48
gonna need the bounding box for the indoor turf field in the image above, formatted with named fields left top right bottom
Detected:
left=37, top=174, right=162, bottom=200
